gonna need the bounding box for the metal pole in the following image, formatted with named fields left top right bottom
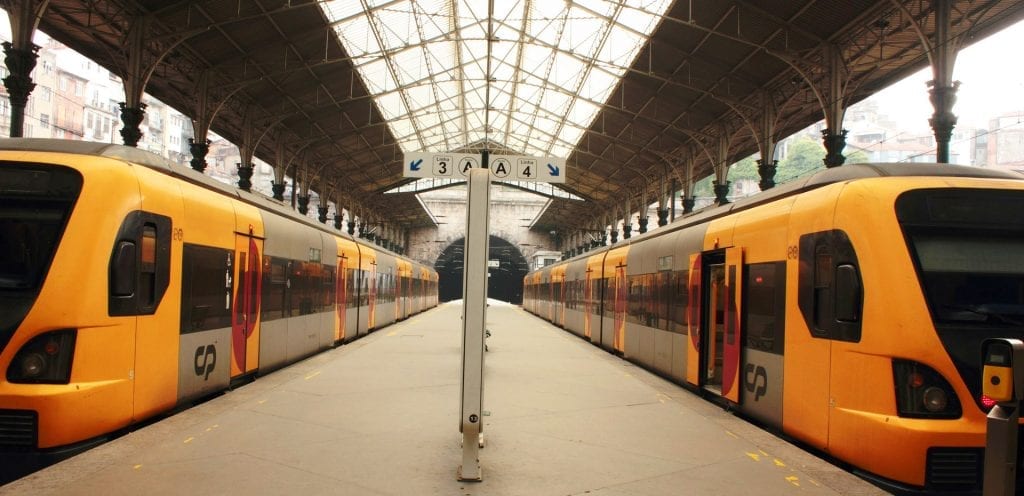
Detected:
left=458, top=168, right=490, bottom=481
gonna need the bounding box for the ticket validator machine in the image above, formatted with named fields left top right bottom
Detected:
left=982, top=338, right=1024, bottom=496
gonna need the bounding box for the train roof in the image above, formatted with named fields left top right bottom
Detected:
left=534, top=162, right=1024, bottom=271
left=0, top=138, right=426, bottom=267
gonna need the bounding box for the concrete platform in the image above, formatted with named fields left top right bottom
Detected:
left=2, top=300, right=887, bottom=495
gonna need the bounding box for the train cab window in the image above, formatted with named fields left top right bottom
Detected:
left=109, top=211, right=170, bottom=316
left=798, top=230, right=863, bottom=342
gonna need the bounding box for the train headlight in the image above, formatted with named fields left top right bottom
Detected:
left=19, top=353, right=46, bottom=378
left=922, top=387, right=949, bottom=412
left=892, top=359, right=962, bottom=419
left=7, top=329, right=76, bottom=384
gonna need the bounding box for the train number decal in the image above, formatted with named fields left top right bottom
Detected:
left=786, top=245, right=798, bottom=260
left=194, top=344, right=217, bottom=380
left=172, top=227, right=184, bottom=242
left=744, top=363, right=768, bottom=401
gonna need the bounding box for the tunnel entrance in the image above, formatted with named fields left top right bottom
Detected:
left=434, top=236, right=530, bottom=304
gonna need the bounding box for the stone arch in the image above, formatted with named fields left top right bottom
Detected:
left=434, top=235, right=530, bottom=304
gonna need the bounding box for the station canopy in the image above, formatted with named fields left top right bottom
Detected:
left=322, top=0, right=671, bottom=161
left=30, top=0, right=1024, bottom=233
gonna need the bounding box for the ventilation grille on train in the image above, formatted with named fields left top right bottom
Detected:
left=0, top=409, right=37, bottom=449
left=926, top=447, right=983, bottom=491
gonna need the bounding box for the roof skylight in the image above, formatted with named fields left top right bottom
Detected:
left=322, top=0, right=672, bottom=159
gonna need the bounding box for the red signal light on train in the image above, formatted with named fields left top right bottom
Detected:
left=44, top=340, right=60, bottom=355
left=980, top=395, right=998, bottom=410
left=908, top=372, right=925, bottom=388
left=754, top=276, right=764, bottom=284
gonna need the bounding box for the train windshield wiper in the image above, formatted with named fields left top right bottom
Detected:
left=941, top=303, right=1024, bottom=326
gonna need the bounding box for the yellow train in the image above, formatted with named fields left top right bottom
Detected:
left=524, top=163, right=1024, bottom=493
left=0, top=139, right=438, bottom=479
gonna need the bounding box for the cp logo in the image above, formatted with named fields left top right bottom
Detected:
left=744, top=363, right=768, bottom=401
left=194, top=344, right=217, bottom=380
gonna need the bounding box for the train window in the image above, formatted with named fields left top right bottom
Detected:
left=670, top=271, right=689, bottom=334
left=322, top=265, right=335, bottom=310
left=139, top=224, right=157, bottom=307
left=626, top=276, right=641, bottom=324
left=261, top=257, right=288, bottom=322
left=290, top=261, right=319, bottom=315
left=745, top=262, right=786, bottom=354
left=834, top=264, right=861, bottom=322
left=603, top=277, right=615, bottom=317
left=109, top=211, right=171, bottom=316
left=180, top=244, right=232, bottom=333
left=111, top=241, right=136, bottom=297
left=347, top=268, right=359, bottom=307
left=798, top=230, right=862, bottom=343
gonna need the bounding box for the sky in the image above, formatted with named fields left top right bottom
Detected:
left=869, top=18, right=1024, bottom=131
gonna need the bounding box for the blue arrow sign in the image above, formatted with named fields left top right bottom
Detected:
left=410, top=158, right=423, bottom=171
left=547, top=163, right=560, bottom=177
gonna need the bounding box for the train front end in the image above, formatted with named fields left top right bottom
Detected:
left=0, top=148, right=147, bottom=478
left=827, top=174, right=1024, bottom=493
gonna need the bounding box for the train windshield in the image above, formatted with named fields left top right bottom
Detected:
left=0, top=164, right=82, bottom=350
left=0, top=166, right=81, bottom=291
left=909, top=233, right=1024, bottom=326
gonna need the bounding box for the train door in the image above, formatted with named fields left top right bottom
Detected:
left=693, top=248, right=743, bottom=403
left=336, top=254, right=348, bottom=342
left=613, top=264, right=627, bottom=352
left=231, top=234, right=262, bottom=379
left=368, top=260, right=377, bottom=329
left=584, top=268, right=594, bottom=339
left=559, top=276, right=567, bottom=326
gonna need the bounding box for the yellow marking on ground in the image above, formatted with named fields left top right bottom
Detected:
left=809, top=479, right=821, bottom=487
left=206, top=427, right=212, bottom=432
left=785, top=475, right=800, bottom=487
left=773, top=458, right=786, bottom=468
left=257, top=399, right=267, bottom=405
left=759, top=450, right=770, bottom=456
left=725, top=431, right=739, bottom=439
left=183, top=437, right=194, bottom=444
left=746, top=452, right=761, bottom=462
left=133, top=464, right=142, bottom=470
left=304, top=371, right=321, bottom=380
left=387, top=331, right=398, bottom=336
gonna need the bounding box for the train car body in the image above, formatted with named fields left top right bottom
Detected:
left=0, top=139, right=438, bottom=477
left=523, top=163, right=1024, bottom=492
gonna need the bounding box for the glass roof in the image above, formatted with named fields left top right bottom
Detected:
left=322, top=0, right=672, bottom=159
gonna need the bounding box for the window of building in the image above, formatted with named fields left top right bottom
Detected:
left=59, top=77, right=67, bottom=91
left=40, top=113, right=49, bottom=128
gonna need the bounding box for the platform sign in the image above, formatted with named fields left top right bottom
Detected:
left=404, top=152, right=566, bottom=183
left=491, top=154, right=566, bottom=183
left=404, top=152, right=481, bottom=179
